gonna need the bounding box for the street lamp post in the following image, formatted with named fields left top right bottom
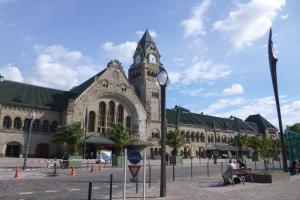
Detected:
left=268, top=28, right=288, bottom=172
left=157, top=67, right=168, bottom=198
left=23, top=111, right=35, bottom=170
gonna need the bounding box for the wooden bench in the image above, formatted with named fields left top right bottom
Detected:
left=232, top=168, right=254, bottom=185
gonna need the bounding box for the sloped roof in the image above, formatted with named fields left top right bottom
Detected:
left=245, top=114, right=277, bottom=133
left=166, top=106, right=267, bottom=133
left=0, top=80, right=69, bottom=111
left=138, top=30, right=156, bottom=50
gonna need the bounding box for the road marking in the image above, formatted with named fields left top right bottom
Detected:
left=45, top=190, right=58, bottom=193
left=68, top=188, right=81, bottom=192
left=19, top=192, right=33, bottom=195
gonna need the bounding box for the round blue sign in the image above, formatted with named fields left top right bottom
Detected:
left=128, top=151, right=142, bottom=164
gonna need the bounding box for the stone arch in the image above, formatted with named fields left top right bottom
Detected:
left=23, top=118, right=31, bottom=131
left=191, top=132, right=195, bottom=142
left=88, top=111, right=96, bottom=132
left=5, top=142, right=21, bottom=157
left=117, top=104, right=124, bottom=124
left=200, top=132, right=205, bottom=143
left=107, top=101, right=115, bottom=127
left=222, top=135, right=227, bottom=143
left=196, top=132, right=200, bottom=142
left=181, top=130, right=185, bottom=137
left=42, top=120, right=49, bottom=132
left=32, top=119, right=40, bottom=132
left=13, top=117, right=22, bottom=129
left=3, top=116, right=12, bottom=129
left=216, top=135, right=221, bottom=143
left=35, top=143, right=50, bottom=158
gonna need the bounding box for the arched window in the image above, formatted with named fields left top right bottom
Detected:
left=13, top=117, right=22, bottom=129
left=42, top=120, right=49, bottom=132
left=3, top=116, right=11, bottom=129
left=99, top=102, right=106, bottom=127
left=23, top=118, right=31, bottom=131
left=50, top=121, right=58, bottom=133
left=152, top=132, right=155, bottom=138
left=88, top=111, right=95, bottom=132
left=216, top=135, right=221, bottom=143
left=186, top=132, right=190, bottom=140
left=181, top=131, right=185, bottom=137
left=196, top=132, right=200, bottom=142
left=222, top=136, right=227, bottom=143
left=200, top=132, right=205, bottom=143
left=126, top=116, right=131, bottom=128
left=117, top=105, right=124, bottom=124
left=107, top=101, right=115, bottom=127
left=191, top=132, right=195, bottom=142
left=208, top=135, right=214, bottom=143
left=32, top=119, right=40, bottom=132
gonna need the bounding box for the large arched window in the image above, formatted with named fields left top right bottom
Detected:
left=99, top=102, right=106, bottom=127
left=181, top=131, right=185, bottom=137
left=186, top=132, right=190, bottom=141
left=191, top=132, right=195, bottom=142
left=13, top=117, right=22, bottom=129
left=3, top=116, right=11, bottom=129
left=126, top=116, right=131, bottom=128
left=42, top=120, right=49, bottom=132
left=32, top=119, right=40, bottom=132
left=23, top=118, right=31, bottom=131
left=222, top=135, right=227, bottom=143
left=216, top=135, right=221, bottom=143
left=107, top=101, right=115, bottom=127
left=88, top=111, right=95, bottom=132
left=196, top=132, right=200, bottom=142
left=117, top=105, right=124, bottom=124
left=50, top=121, right=58, bottom=133
left=200, top=132, right=205, bottom=143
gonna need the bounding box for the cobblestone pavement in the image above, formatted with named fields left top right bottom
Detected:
left=120, top=175, right=300, bottom=200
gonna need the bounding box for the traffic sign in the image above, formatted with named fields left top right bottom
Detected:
left=128, top=151, right=142, bottom=164
left=128, top=165, right=141, bottom=178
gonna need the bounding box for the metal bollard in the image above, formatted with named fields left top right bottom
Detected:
left=272, top=159, right=275, bottom=170
left=148, top=165, right=151, bottom=188
left=53, top=158, right=57, bottom=176
left=109, top=174, right=113, bottom=200
left=136, top=175, right=138, bottom=193
left=207, top=162, right=209, bottom=177
left=221, top=162, right=223, bottom=173
left=190, top=158, right=193, bottom=179
left=254, top=161, right=257, bottom=171
left=88, top=182, right=93, bottom=200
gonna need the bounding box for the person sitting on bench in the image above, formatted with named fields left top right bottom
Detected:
left=223, top=159, right=237, bottom=185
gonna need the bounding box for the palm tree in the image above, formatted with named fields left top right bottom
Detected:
left=52, top=122, right=84, bottom=155
left=104, top=123, right=135, bottom=155
left=166, top=130, right=189, bottom=157
left=231, top=134, right=248, bottom=160
left=247, top=135, right=261, bottom=161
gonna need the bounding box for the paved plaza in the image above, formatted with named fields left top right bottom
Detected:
left=0, top=158, right=299, bottom=199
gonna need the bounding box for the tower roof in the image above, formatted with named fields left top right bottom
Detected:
left=138, top=29, right=155, bottom=50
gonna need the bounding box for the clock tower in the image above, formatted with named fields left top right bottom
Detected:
left=128, top=30, right=162, bottom=123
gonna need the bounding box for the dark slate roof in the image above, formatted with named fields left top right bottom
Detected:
left=0, top=80, right=69, bottom=111
left=70, top=68, right=107, bottom=97
left=166, top=106, right=268, bottom=134
left=85, top=136, right=115, bottom=145
left=138, top=30, right=155, bottom=50
left=245, top=114, right=277, bottom=133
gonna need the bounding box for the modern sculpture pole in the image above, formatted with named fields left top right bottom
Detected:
left=268, top=28, right=288, bottom=172
left=157, top=67, right=168, bottom=197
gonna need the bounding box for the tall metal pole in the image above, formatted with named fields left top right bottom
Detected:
left=83, top=108, right=88, bottom=159
left=160, top=85, right=167, bottom=197
left=268, top=28, right=288, bottom=172
left=23, top=112, right=34, bottom=170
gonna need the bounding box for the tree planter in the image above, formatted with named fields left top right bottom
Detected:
left=112, top=156, right=125, bottom=167
left=170, top=156, right=183, bottom=165
left=246, top=171, right=289, bottom=183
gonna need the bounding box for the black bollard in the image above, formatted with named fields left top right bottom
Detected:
left=109, top=174, right=113, bottom=200
left=53, top=158, right=57, bottom=176
left=148, top=165, right=151, bottom=188
left=272, top=159, right=275, bottom=170
left=221, top=162, right=223, bottom=173
left=136, top=175, right=138, bottom=193
left=190, top=157, right=193, bottom=179
left=88, top=182, right=93, bottom=200
left=254, top=161, right=257, bottom=171
left=207, top=162, right=209, bottom=177
left=173, top=161, right=175, bottom=181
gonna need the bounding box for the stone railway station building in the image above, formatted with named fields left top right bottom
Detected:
left=0, top=30, right=277, bottom=159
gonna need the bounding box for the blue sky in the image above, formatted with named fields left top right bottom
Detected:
left=0, top=0, right=299, bottom=127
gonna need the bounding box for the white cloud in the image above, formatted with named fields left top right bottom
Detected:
left=168, top=71, right=181, bottom=85
left=136, top=30, right=157, bottom=38
left=29, top=44, right=98, bottom=89
left=222, top=83, right=244, bottom=96
left=182, top=61, right=231, bottom=84
left=213, top=0, right=286, bottom=49
left=281, top=14, right=289, bottom=20
left=0, top=63, right=24, bottom=82
left=180, top=88, right=204, bottom=97
left=181, top=0, right=211, bottom=38
left=202, top=97, right=246, bottom=114
left=101, top=41, right=137, bottom=65
left=209, top=96, right=300, bottom=128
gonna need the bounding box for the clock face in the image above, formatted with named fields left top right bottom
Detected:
left=148, top=53, right=157, bottom=64
left=135, top=55, right=141, bottom=64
